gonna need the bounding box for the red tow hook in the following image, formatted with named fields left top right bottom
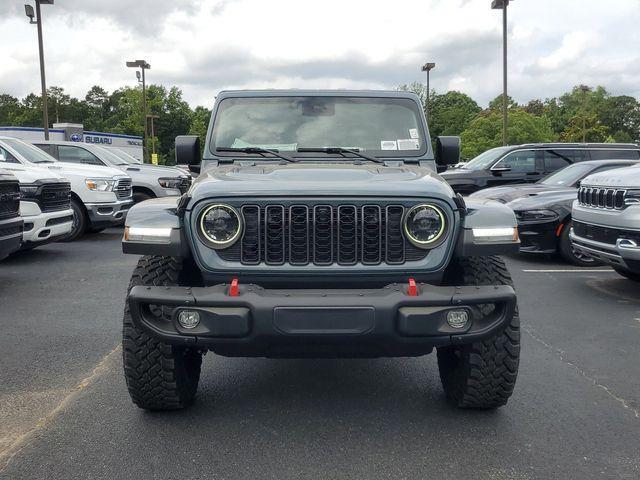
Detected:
left=407, top=278, right=418, bottom=297
left=229, top=277, right=240, bottom=297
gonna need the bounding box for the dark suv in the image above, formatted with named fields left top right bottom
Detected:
left=121, top=90, right=522, bottom=411
left=442, top=143, right=640, bottom=195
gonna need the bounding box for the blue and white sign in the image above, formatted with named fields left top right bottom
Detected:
left=70, top=133, right=83, bottom=142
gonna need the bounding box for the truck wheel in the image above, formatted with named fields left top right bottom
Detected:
left=133, top=191, right=153, bottom=203
left=122, top=256, right=202, bottom=410
left=437, top=256, right=520, bottom=409
left=61, top=198, right=87, bottom=242
left=613, top=268, right=640, bottom=282
left=558, top=222, right=600, bottom=267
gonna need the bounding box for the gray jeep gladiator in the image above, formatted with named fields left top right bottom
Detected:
left=121, top=90, right=521, bottom=410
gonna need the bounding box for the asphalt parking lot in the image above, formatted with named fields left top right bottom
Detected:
left=0, top=228, right=638, bottom=480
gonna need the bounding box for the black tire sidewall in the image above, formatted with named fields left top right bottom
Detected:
left=559, top=222, right=600, bottom=267
left=62, top=198, right=87, bottom=242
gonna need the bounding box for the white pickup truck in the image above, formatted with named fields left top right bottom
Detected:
left=0, top=137, right=133, bottom=241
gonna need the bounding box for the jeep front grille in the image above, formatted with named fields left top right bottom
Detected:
left=218, top=203, right=430, bottom=266
left=115, top=178, right=132, bottom=199
left=578, top=186, right=626, bottom=210
left=40, top=182, right=71, bottom=212
left=0, top=181, right=20, bottom=219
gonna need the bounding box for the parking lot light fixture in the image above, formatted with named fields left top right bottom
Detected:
left=421, top=62, right=436, bottom=122
left=126, top=60, right=151, bottom=162
left=492, top=0, right=513, bottom=146
left=25, top=0, right=54, bottom=140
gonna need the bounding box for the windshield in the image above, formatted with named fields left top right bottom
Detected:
left=462, top=147, right=511, bottom=170
left=210, top=96, right=427, bottom=158
left=111, top=149, right=142, bottom=165
left=2, top=137, right=57, bottom=163
left=93, top=146, right=128, bottom=165
left=539, top=163, right=595, bottom=186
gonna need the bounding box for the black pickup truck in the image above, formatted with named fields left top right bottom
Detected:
left=0, top=169, right=23, bottom=260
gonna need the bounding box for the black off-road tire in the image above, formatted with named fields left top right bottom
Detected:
left=437, top=256, right=520, bottom=409
left=558, top=221, right=600, bottom=267
left=122, top=256, right=202, bottom=410
left=133, top=191, right=154, bottom=204
left=61, top=198, right=87, bottom=242
left=613, top=268, right=640, bottom=282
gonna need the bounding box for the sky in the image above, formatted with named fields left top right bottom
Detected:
left=1, top=0, right=640, bottom=109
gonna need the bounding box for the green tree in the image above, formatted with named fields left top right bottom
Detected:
left=488, top=94, right=518, bottom=112
left=428, top=91, right=481, bottom=138
left=560, top=113, right=609, bottom=142
left=84, top=85, right=110, bottom=131
left=189, top=106, right=211, bottom=148
left=0, top=94, right=23, bottom=125
left=460, top=109, right=555, bottom=159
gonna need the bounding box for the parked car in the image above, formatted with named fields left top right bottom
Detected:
left=441, top=143, right=640, bottom=195
left=571, top=164, right=640, bottom=281
left=0, top=161, right=73, bottom=250
left=0, top=137, right=133, bottom=241
left=470, top=160, right=638, bottom=265
left=0, top=169, right=23, bottom=260
left=33, top=141, right=191, bottom=203
left=121, top=90, right=522, bottom=411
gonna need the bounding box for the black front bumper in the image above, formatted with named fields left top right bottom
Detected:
left=128, top=282, right=516, bottom=358
left=518, top=220, right=560, bottom=254
left=0, top=216, right=23, bottom=260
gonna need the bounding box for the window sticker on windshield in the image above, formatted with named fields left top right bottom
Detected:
left=409, top=128, right=419, bottom=139
left=381, top=140, right=398, bottom=150
left=397, top=139, right=420, bottom=150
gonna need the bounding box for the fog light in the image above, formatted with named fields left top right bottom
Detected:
left=447, top=309, right=469, bottom=329
left=177, top=310, right=200, bottom=329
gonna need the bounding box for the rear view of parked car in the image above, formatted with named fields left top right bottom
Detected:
left=441, top=143, right=640, bottom=195
left=0, top=137, right=133, bottom=241
left=471, top=160, right=638, bottom=265
left=571, top=164, right=640, bottom=281
left=0, top=169, right=23, bottom=260
left=33, top=141, right=191, bottom=203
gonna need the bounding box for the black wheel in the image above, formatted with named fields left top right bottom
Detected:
left=437, top=256, right=520, bottom=409
left=133, top=191, right=154, bottom=203
left=613, top=268, right=640, bottom=282
left=558, top=221, right=601, bottom=267
left=61, top=198, right=87, bottom=242
left=122, top=256, right=203, bottom=410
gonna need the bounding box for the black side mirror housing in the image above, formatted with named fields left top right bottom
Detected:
left=435, top=136, right=460, bottom=167
left=175, top=135, right=201, bottom=166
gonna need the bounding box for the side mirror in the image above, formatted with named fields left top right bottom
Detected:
left=491, top=166, right=511, bottom=175
left=175, top=135, right=201, bottom=166
left=435, top=136, right=460, bottom=167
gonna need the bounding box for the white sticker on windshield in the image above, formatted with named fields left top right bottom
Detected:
left=409, top=128, right=419, bottom=139
left=381, top=140, right=398, bottom=150
left=397, top=139, right=420, bottom=150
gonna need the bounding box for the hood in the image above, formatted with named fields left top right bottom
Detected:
left=469, top=184, right=573, bottom=203
left=118, top=163, right=187, bottom=179
left=0, top=162, right=66, bottom=184
left=43, top=162, right=125, bottom=178
left=189, top=163, right=454, bottom=201
left=582, top=165, right=640, bottom=188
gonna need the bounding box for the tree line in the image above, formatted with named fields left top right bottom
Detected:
left=1, top=83, right=639, bottom=163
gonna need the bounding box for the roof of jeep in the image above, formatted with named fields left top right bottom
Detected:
left=216, top=89, right=420, bottom=100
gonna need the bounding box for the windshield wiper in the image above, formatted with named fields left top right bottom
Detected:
left=216, top=147, right=297, bottom=163
left=297, top=147, right=383, bottom=164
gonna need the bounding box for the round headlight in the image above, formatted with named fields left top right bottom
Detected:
left=199, top=204, right=242, bottom=249
left=404, top=204, right=446, bottom=248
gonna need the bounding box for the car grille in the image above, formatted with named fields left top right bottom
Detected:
left=115, top=178, right=133, bottom=199
left=0, top=180, right=20, bottom=219
left=179, top=176, right=192, bottom=194
left=578, top=186, right=626, bottom=210
left=40, top=182, right=71, bottom=212
left=216, top=202, right=432, bottom=266
left=0, top=224, right=22, bottom=238
left=573, top=221, right=640, bottom=246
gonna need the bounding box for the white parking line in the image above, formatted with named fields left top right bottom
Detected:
left=522, top=269, right=615, bottom=273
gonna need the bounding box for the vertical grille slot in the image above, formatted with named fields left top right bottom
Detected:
left=264, top=205, right=285, bottom=265
left=579, top=187, right=628, bottom=210
left=337, top=205, right=357, bottom=265
left=0, top=181, right=20, bottom=219
left=361, top=205, right=382, bottom=265
left=289, top=205, right=309, bottom=265
left=313, top=205, right=333, bottom=265
left=241, top=205, right=261, bottom=264
left=385, top=205, right=405, bottom=264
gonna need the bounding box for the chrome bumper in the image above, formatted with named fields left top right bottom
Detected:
left=85, top=198, right=133, bottom=226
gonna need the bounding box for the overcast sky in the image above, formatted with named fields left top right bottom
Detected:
left=2, top=0, right=640, bottom=109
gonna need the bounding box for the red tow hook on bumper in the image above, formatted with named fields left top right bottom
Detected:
left=407, top=278, right=418, bottom=297
left=229, top=277, right=240, bottom=297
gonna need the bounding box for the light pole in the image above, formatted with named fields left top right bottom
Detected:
left=126, top=59, right=151, bottom=161
left=421, top=62, right=436, bottom=122
left=24, top=1, right=54, bottom=140
left=492, top=0, right=513, bottom=146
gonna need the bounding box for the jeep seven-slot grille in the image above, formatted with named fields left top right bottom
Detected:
left=40, top=182, right=71, bottom=212
left=0, top=180, right=20, bottom=219
left=220, top=203, right=429, bottom=266
left=578, top=186, right=626, bottom=210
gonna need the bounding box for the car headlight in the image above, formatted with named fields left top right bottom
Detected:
left=403, top=204, right=447, bottom=248
left=199, top=204, right=242, bottom=249
left=158, top=177, right=182, bottom=189
left=85, top=178, right=115, bottom=191
left=625, top=190, right=640, bottom=206
left=514, top=209, right=559, bottom=223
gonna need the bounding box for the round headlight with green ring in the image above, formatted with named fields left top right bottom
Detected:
left=199, top=204, right=242, bottom=249
left=403, top=204, right=447, bottom=248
